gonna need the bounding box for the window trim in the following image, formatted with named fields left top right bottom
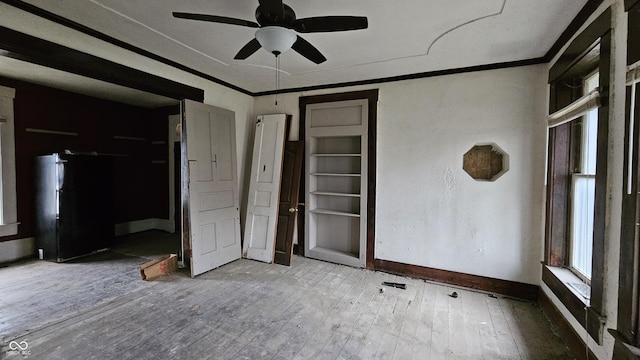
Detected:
left=544, top=8, right=611, bottom=345
left=613, top=2, right=640, bottom=352
left=568, top=89, right=599, bottom=283
left=0, top=85, right=18, bottom=237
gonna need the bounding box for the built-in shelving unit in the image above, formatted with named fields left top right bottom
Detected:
left=305, top=100, right=368, bottom=267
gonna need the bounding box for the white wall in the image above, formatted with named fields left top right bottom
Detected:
left=255, top=64, right=549, bottom=285
left=377, top=67, right=548, bottom=284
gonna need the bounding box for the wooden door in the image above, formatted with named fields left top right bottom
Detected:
left=183, top=99, right=241, bottom=277
left=242, top=114, right=287, bottom=263
left=274, top=141, right=304, bottom=266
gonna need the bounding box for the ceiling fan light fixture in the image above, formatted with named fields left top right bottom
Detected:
left=255, top=26, right=296, bottom=55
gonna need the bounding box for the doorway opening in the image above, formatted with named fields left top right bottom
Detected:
left=298, top=89, right=379, bottom=269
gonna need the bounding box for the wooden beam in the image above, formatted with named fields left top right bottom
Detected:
left=0, top=0, right=249, bottom=96
left=0, top=26, right=204, bottom=102
left=629, top=3, right=640, bottom=65
left=544, top=0, right=605, bottom=63
left=549, top=8, right=611, bottom=82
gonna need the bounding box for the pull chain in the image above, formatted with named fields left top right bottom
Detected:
left=274, top=55, right=280, bottom=106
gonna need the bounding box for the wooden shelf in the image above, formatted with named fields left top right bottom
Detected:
left=311, top=172, right=361, bottom=177
left=311, top=191, right=360, bottom=198
left=311, top=153, right=361, bottom=157
left=309, top=246, right=359, bottom=259
left=305, top=107, right=367, bottom=268
left=311, top=209, right=360, bottom=217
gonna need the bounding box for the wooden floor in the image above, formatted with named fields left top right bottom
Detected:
left=0, top=231, right=572, bottom=359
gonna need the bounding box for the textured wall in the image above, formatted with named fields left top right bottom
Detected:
left=254, top=64, right=548, bottom=285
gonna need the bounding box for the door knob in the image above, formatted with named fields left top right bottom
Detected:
left=289, top=207, right=298, bottom=213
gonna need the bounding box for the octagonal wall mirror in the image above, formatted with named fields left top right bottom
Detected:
left=462, top=143, right=509, bottom=181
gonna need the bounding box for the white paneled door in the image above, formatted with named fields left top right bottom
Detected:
left=243, top=114, right=287, bottom=263
left=183, top=99, right=241, bottom=277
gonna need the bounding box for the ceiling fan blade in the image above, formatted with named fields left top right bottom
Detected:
left=292, top=16, right=368, bottom=33
left=234, top=38, right=262, bottom=60
left=291, top=36, right=327, bottom=64
left=258, top=0, right=284, bottom=19
left=173, top=12, right=259, bottom=28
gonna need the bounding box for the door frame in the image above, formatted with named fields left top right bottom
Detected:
left=299, top=89, right=379, bottom=269
left=168, top=114, right=181, bottom=234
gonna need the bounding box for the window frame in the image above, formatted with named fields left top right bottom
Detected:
left=544, top=8, right=611, bottom=344
left=568, top=74, right=599, bottom=283
left=612, top=1, right=640, bottom=353
left=568, top=171, right=595, bottom=283
left=0, top=85, right=18, bottom=237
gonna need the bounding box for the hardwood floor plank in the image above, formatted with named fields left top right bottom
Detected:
left=315, top=270, right=370, bottom=359
left=465, top=291, right=501, bottom=359
left=498, top=297, right=573, bottom=359
left=447, top=286, right=467, bottom=358
left=0, top=235, right=574, bottom=360
left=334, top=273, right=382, bottom=359
left=485, top=294, right=521, bottom=358
left=393, top=279, right=424, bottom=360
left=460, top=290, right=484, bottom=359
left=412, top=281, right=437, bottom=360
left=429, top=286, right=451, bottom=358
left=291, top=264, right=363, bottom=359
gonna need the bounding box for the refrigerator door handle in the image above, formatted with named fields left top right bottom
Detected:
left=55, top=160, right=63, bottom=219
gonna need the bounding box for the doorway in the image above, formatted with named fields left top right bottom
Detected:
left=168, top=114, right=182, bottom=235
left=299, top=90, right=379, bottom=269
left=174, top=141, right=181, bottom=234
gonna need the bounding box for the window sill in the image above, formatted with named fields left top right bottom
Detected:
left=547, top=266, right=591, bottom=305
left=609, top=329, right=640, bottom=359
left=0, top=222, right=19, bottom=237
left=542, top=265, right=605, bottom=344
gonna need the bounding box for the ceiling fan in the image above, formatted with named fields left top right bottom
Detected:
left=173, top=0, right=368, bottom=64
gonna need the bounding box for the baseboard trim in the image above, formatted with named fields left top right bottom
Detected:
left=115, top=218, right=174, bottom=237
left=373, top=258, right=539, bottom=301
left=0, top=219, right=173, bottom=264
left=0, top=237, right=35, bottom=263
left=539, top=289, right=598, bottom=360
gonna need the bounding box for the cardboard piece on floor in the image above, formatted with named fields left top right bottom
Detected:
left=140, top=254, right=178, bottom=281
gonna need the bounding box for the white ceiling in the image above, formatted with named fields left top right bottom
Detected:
left=11, top=0, right=587, bottom=95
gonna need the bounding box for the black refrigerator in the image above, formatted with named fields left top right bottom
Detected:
left=35, top=153, right=115, bottom=262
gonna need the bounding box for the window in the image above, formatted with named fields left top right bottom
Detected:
left=543, top=8, right=611, bottom=344
left=569, top=73, right=599, bottom=282
left=0, top=85, right=18, bottom=237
